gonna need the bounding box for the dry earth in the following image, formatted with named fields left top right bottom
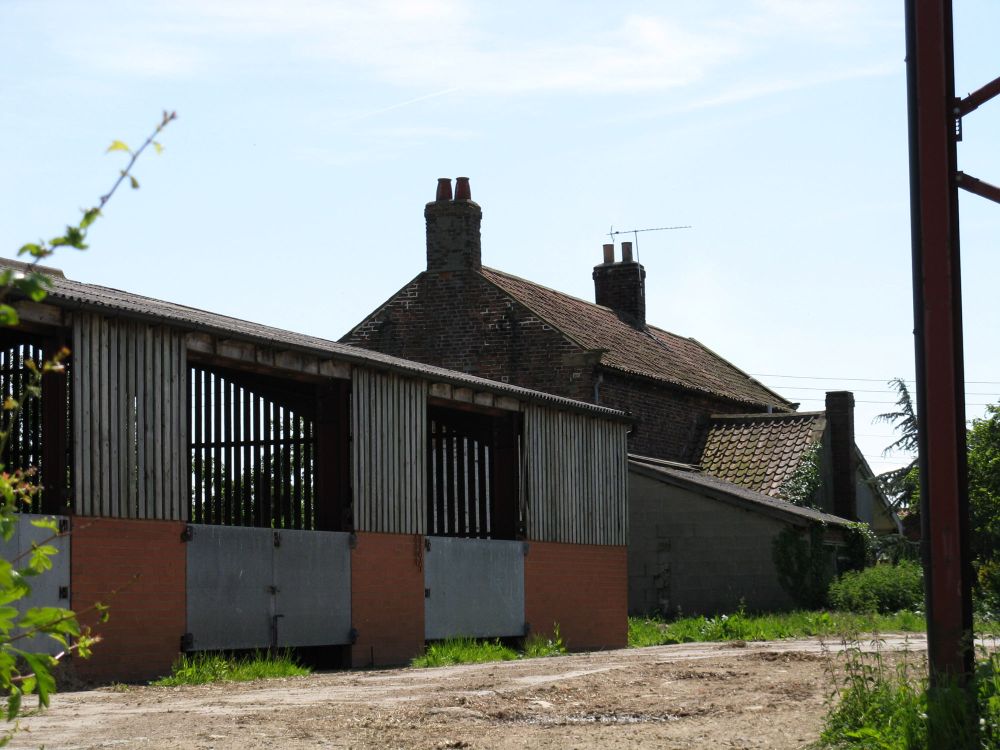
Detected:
left=10, top=634, right=928, bottom=750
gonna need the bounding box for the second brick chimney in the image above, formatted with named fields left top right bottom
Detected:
left=593, top=241, right=646, bottom=328
left=426, top=177, right=482, bottom=273
left=826, top=390, right=858, bottom=520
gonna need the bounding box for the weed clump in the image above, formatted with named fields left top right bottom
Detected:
left=820, top=640, right=1000, bottom=749
left=153, top=650, right=310, bottom=686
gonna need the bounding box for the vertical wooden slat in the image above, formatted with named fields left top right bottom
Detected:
left=71, top=316, right=83, bottom=514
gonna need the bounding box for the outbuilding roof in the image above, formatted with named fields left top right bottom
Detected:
left=4, top=261, right=629, bottom=420
left=479, top=266, right=791, bottom=409
left=698, top=412, right=827, bottom=497
left=629, top=454, right=851, bottom=528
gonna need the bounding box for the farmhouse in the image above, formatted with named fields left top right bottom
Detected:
left=1, top=260, right=630, bottom=682
left=342, top=178, right=900, bottom=616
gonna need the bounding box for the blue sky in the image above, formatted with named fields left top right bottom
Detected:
left=2, top=0, right=999, bottom=474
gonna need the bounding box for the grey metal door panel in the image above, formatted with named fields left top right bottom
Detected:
left=273, top=530, right=352, bottom=647
left=424, top=537, right=525, bottom=640
left=0, top=515, right=71, bottom=655
left=186, top=525, right=273, bottom=651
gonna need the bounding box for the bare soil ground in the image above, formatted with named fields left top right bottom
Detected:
left=10, top=634, right=927, bottom=750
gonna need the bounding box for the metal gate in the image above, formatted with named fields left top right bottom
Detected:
left=185, top=525, right=352, bottom=651
left=424, top=537, right=526, bottom=640
left=0, top=514, right=71, bottom=655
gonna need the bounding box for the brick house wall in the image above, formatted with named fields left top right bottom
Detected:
left=345, top=271, right=596, bottom=402
left=343, top=180, right=782, bottom=466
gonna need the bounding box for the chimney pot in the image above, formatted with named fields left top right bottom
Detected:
left=602, top=244, right=615, bottom=264
left=425, top=176, right=482, bottom=272
left=621, top=241, right=634, bottom=263
left=435, top=178, right=453, bottom=202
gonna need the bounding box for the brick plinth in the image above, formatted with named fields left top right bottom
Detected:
left=350, top=532, right=425, bottom=667
left=70, top=517, right=186, bottom=683
left=524, top=542, right=627, bottom=650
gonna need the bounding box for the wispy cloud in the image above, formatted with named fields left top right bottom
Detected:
left=26, top=0, right=898, bottom=98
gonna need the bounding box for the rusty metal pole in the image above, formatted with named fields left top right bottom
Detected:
left=904, top=0, right=975, bottom=703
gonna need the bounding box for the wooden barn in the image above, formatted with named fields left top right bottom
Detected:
left=1, top=262, right=630, bottom=682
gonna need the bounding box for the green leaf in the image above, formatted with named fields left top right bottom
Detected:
left=21, top=652, right=55, bottom=707
left=13, top=272, right=52, bottom=302
left=16, top=243, right=42, bottom=257
left=5, top=687, right=20, bottom=721
left=25, top=544, right=57, bottom=575
left=29, top=518, right=59, bottom=533
left=153, top=141, right=164, bottom=155
left=106, top=140, right=131, bottom=154
left=80, top=207, right=101, bottom=229
left=129, top=175, right=140, bottom=190
left=0, top=306, right=18, bottom=327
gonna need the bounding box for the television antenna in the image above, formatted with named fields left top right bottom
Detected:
left=608, top=225, right=692, bottom=262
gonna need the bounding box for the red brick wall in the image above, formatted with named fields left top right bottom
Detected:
left=598, top=371, right=757, bottom=463
left=70, top=517, right=186, bottom=683
left=524, top=542, right=627, bottom=650
left=350, top=532, right=425, bottom=667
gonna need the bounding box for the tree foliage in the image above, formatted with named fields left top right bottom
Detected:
left=0, top=111, right=175, bottom=742
left=873, top=377, right=919, bottom=512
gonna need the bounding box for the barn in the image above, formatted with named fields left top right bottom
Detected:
left=0, top=261, right=630, bottom=682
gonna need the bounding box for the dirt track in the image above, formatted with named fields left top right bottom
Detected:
left=11, top=634, right=927, bottom=749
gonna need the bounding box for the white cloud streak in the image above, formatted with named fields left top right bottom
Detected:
left=26, top=0, right=896, bottom=97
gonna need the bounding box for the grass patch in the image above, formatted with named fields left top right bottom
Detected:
left=412, top=637, right=519, bottom=668
left=819, top=641, right=1000, bottom=749
left=628, top=610, right=931, bottom=648
left=412, top=625, right=568, bottom=668
left=152, top=650, right=310, bottom=686
left=629, top=609, right=1000, bottom=648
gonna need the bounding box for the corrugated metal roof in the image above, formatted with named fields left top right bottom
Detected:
left=5, top=262, right=629, bottom=421
left=629, top=454, right=851, bottom=527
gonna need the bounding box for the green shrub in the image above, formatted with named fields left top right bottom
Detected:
left=152, top=650, right=310, bottom=686
left=773, top=523, right=836, bottom=609
left=828, top=561, right=924, bottom=614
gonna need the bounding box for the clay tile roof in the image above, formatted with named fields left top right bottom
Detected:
left=478, top=267, right=791, bottom=409
left=699, top=412, right=827, bottom=497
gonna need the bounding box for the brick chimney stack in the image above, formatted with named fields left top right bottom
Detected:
left=426, top=177, right=482, bottom=273
left=826, top=391, right=858, bottom=520
left=593, top=241, right=646, bottom=328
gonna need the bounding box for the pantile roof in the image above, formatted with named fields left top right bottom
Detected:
left=479, top=266, right=790, bottom=409
left=698, top=412, right=827, bottom=497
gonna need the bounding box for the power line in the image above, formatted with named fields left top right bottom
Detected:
left=772, top=385, right=1000, bottom=396
left=751, top=373, right=1000, bottom=385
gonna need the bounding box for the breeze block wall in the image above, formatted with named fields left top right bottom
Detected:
left=524, top=542, right=627, bottom=650
left=70, top=517, right=186, bottom=683
left=350, top=532, right=425, bottom=667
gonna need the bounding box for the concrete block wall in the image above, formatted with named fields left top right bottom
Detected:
left=70, top=517, right=186, bottom=683
left=628, top=473, right=795, bottom=617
